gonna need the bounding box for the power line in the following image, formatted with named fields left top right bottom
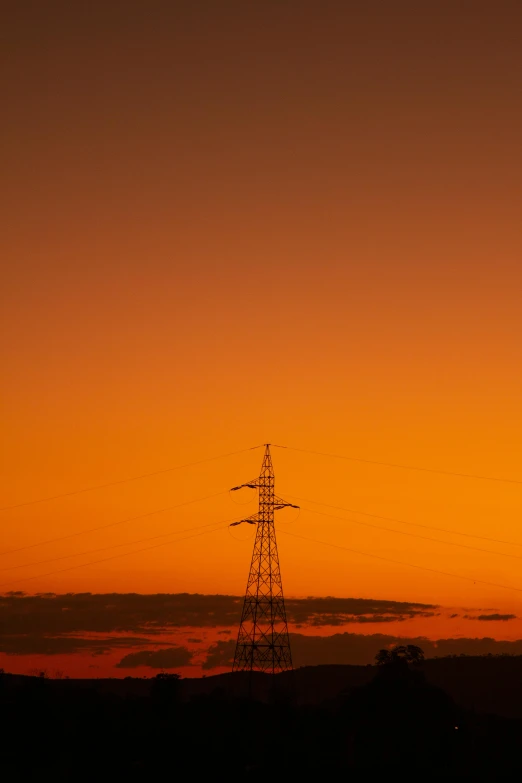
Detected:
left=0, top=514, right=243, bottom=573
left=277, top=528, right=522, bottom=595
left=283, top=492, right=522, bottom=548
left=0, top=490, right=229, bottom=557
left=0, top=521, right=230, bottom=589
left=0, top=445, right=262, bottom=512
left=297, top=504, right=522, bottom=562
left=273, top=444, right=522, bottom=485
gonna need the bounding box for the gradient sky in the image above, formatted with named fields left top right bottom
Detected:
left=2, top=0, right=522, bottom=650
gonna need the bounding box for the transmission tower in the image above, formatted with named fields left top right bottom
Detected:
left=230, top=443, right=298, bottom=674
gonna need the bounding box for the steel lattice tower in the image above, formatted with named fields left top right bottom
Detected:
left=230, top=444, right=298, bottom=674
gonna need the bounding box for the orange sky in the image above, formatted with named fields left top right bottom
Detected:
left=2, top=1, right=522, bottom=641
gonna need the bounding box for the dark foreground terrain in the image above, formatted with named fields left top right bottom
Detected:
left=2, top=656, right=522, bottom=778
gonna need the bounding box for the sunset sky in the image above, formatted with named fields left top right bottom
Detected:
left=2, top=1, right=522, bottom=677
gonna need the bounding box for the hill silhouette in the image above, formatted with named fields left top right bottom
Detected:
left=2, top=654, right=522, bottom=776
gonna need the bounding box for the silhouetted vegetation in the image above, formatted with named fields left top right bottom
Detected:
left=375, top=643, right=425, bottom=666
left=2, top=654, right=522, bottom=776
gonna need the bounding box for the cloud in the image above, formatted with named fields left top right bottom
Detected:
left=202, top=640, right=235, bottom=670
left=0, top=635, right=157, bottom=656
left=1, top=588, right=519, bottom=665
left=306, top=614, right=409, bottom=626
left=0, top=593, right=438, bottom=658
left=200, top=633, right=522, bottom=669
left=285, top=596, right=437, bottom=626
left=0, top=592, right=243, bottom=634
left=0, top=592, right=436, bottom=637
left=115, top=646, right=194, bottom=669
left=292, top=633, right=522, bottom=666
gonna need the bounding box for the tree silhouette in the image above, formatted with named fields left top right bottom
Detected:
left=151, top=671, right=181, bottom=711
left=343, top=645, right=455, bottom=771
left=375, top=644, right=425, bottom=666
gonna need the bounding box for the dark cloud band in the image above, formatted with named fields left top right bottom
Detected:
left=0, top=591, right=436, bottom=638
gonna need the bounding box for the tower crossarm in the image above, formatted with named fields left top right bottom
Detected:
left=229, top=513, right=260, bottom=527
left=230, top=479, right=260, bottom=491
left=273, top=494, right=299, bottom=510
